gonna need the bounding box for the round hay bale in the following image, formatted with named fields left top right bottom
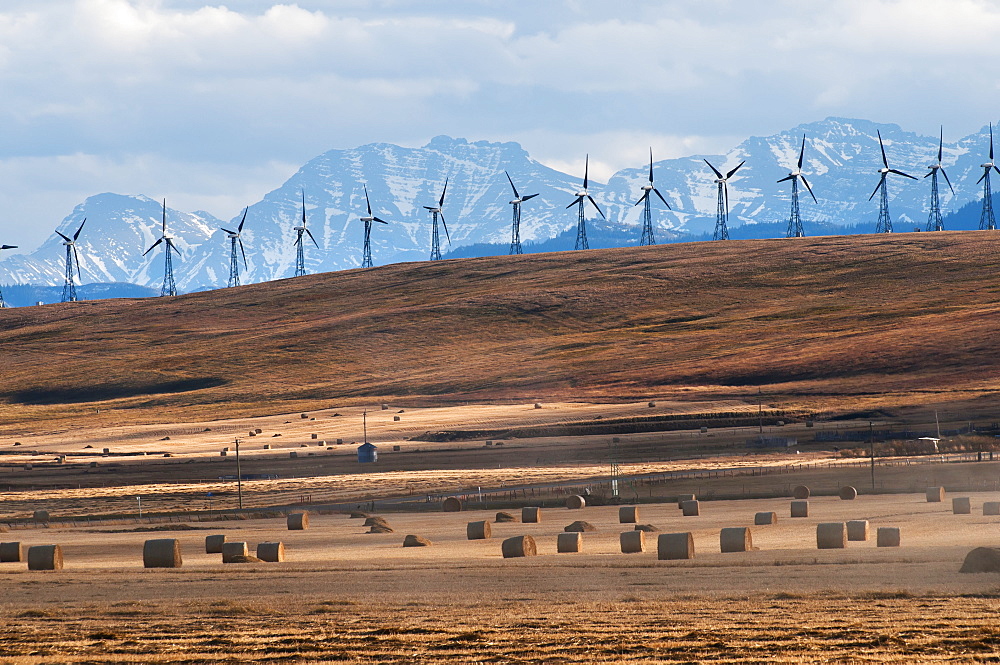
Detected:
left=876, top=526, right=901, bottom=547
left=816, top=522, right=847, bottom=549
left=700, top=426, right=708, bottom=433
left=634, top=524, right=659, bottom=533
left=255, top=428, right=263, bottom=433
left=620, top=530, right=645, bottom=554
left=754, top=511, right=778, bottom=525
left=349, top=511, right=369, bottom=519
left=311, top=433, right=318, bottom=439
left=393, top=415, right=400, bottom=422
left=681, top=500, right=700, bottom=517
left=289, top=451, right=298, bottom=458
left=227, top=554, right=263, bottom=563
left=565, top=495, right=586, bottom=510
left=657, top=532, right=695, bottom=560
left=287, top=513, right=309, bottom=530
left=27, top=545, right=63, bottom=570
left=442, top=497, right=463, bottom=512
left=564, top=521, right=596, bottom=533
left=495, top=511, right=518, bottom=523
left=984, top=502, right=1000, bottom=516
left=648, top=401, right=656, bottom=407
left=363, top=516, right=389, bottom=528
left=392, top=445, right=400, bottom=451
left=557, top=532, right=582, bottom=553
left=720, top=527, right=752, bottom=553
left=0, top=542, right=23, bottom=562
left=792, top=485, right=810, bottom=500
left=953, top=497, right=972, bottom=514
left=249, top=431, right=256, bottom=437
left=300, top=413, right=308, bottom=419
left=143, top=539, right=182, bottom=568
left=33, top=510, right=50, bottom=523
left=467, top=520, right=492, bottom=540
left=204, top=534, right=226, bottom=554
left=368, top=524, right=394, bottom=534
left=381, top=404, right=389, bottom=410
left=402, top=535, right=432, bottom=547
left=790, top=500, right=809, bottom=518
left=501, top=535, right=537, bottom=558
left=221, top=542, right=249, bottom=563
left=263, top=444, right=271, bottom=449
left=256, top=542, right=285, bottom=562
left=533, top=403, right=542, bottom=409
left=847, top=520, right=870, bottom=542
left=676, top=493, right=696, bottom=508
left=926, top=486, right=945, bottom=502
left=522, top=507, right=541, bottom=523
left=619, top=506, right=639, bottom=523
left=839, top=486, right=858, bottom=500
left=960, top=547, right=1000, bottom=573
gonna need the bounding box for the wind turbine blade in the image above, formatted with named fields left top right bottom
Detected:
left=588, top=195, right=606, bottom=220
left=653, top=188, right=670, bottom=209
left=239, top=238, right=247, bottom=268
left=704, top=159, right=723, bottom=179
left=220, top=228, right=237, bottom=235
left=634, top=191, right=649, bottom=207
left=439, top=177, right=448, bottom=207
left=940, top=167, right=955, bottom=194
left=522, top=193, right=539, bottom=201
left=293, top=231, right=302, bottom=248
left=723, top=181, right=730, bottom=217
left=798, top=135, right=806, bottom=169
left=440, top=214, right=451, bottom=244
left=372, top=217, right=389, bottom=224
left=992, top=123, right=995, bottom=161
left=726, top=161, right=746, bottom=179
left=777, top=175, right=795, bottom=183
left=0, top=245, right=17, bottom=250
left=889, top=169, right=917, bottom=180
left=800, top=175, right=817, bottom=203
left=583, top=154, right=589, bottom=190
left=74, top=219, right=86, bottom=241
left=993, top=165, right=1000, bottom=176
left=162, top=199, right=167, bottom=234
left=238, top=207, right=248, bottom=233
left=505, top=171, right=520, bottom=199
left=923, top=171, right=932, bottom=179
left=878, top=130, right=888, bottom=168
left=301, top=190, right=307, bottom=227
left=566, top=196, right=583, bottom=209
left=869, top=175, right=886, bottom=201
left=648, top=147, right=654, bottom=183
left=423, top=206, right=435, bottom=211
left=978, top=171, right=987, bottom=185
left=364, top=185, right=372, bottom=216
left=166, top=238, right=181, bottom=258
left=143, top=237, right=163, bottom=256
left=73, top=246, right=81, bottom=279
left=55, top=231, right=71, bottom=242
left=938, top=125, right=943, bottom=163
left=306, top=228, right=319, bottom=248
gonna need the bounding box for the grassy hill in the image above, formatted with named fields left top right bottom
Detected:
left=1, top=231, right=999, bottom=430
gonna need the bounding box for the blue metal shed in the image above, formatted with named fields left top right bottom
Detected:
left=357, top=442, right=378, bottom=463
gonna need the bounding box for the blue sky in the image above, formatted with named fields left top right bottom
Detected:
left=1, top=0, right=998, bottom=250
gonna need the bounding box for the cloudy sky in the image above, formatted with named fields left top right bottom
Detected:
left=1, top=0, right=997, bottom=251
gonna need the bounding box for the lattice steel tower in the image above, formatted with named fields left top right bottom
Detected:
left=924, top=127, right=953, bottom=232
left=869, top=130, right=916, bottom=234
left=142, top=201, right=180, bottom=297
left=635, top=148, right=670, bottom=246
left=293, top=190, right=317, bottom=277
left=778, top=135, right=817, bottom=238
left=566, top=154, right=605, bottom=250
left=505, top=171, right=537, bottom=255
left=56, top=220, right=86, bottom=303
left=704, top=159, right=745, bottom=241
left=222, top=208, right=248, bottom=287
left=359, top=185, right=388, bottom=268
left=0, top=243, right=12, bottom=308
left=980, top=123, right=999, bottom=230
left=424, top=178, right=450, bottom=261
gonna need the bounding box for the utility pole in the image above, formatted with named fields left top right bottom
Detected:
left=235, top=438, right=243, bottom=510
left=869, top=421, right=876, bottom=492
left=758, top=388, right=764, bottom=435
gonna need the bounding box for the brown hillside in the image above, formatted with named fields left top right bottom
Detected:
left=1, top=231, right=999, bottom=429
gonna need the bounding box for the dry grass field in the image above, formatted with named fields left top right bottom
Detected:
left=1, top=232, right=1000, bottom=433
left=4, top=493, right=1000, bottom=662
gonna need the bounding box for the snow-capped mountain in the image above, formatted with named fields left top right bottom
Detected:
left=0, top=118, right=995, bottom=292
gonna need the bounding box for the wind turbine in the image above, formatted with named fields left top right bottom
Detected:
left=56, top=219, right=86, bottom=303
left=359, top=185, right=389, bottom=268
left=869, top=130, right=916, bottom=234
left=293, top=190, right=318, bottom=277
left=505, top=171, right=538, bottom=255
left=424, top=178, right=451, bottom=261
left=979, top=123, right=999, bottom=230
left=704, top=159, right=745, bottom=240
left=777, top=135, right=817, bottom=238
left=222, top=208, right=248, bottom=287
left=566, top=154, right=605, bottom=250
left=635, top=148, right=670, bottom=246
left=0, top=243, right=17, bottom=308
left=924, top=126, right=954, bottom=231
left=142, top=200, right=180, bottom=297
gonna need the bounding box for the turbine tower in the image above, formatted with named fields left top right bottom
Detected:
left=704, top=159, right=745, bottom=240
left=924, top=126, right=954, bottom=232
left=566, top=154, right=605, bottom=250
left=0, top=243, right=17, bottom=308
left=56, top=219, right=86, bottom=303
left=778, top=135, right=817, bottom=238
left=142, top=200, right=180, bottom=297
left=423, top=178, right=451, bottom=261
left=869, top=130, right=916, bottom=234
left=505, top=171, right=538, bottom=255
left=979, top=123, right=999, bottom=231
left=635, top=148, right=670, bottom=246
left=359, top=185, right=388, bottom=268
left=293, top=190, right=318, bottom=277
left=222, top=208, right=248, bottom=288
